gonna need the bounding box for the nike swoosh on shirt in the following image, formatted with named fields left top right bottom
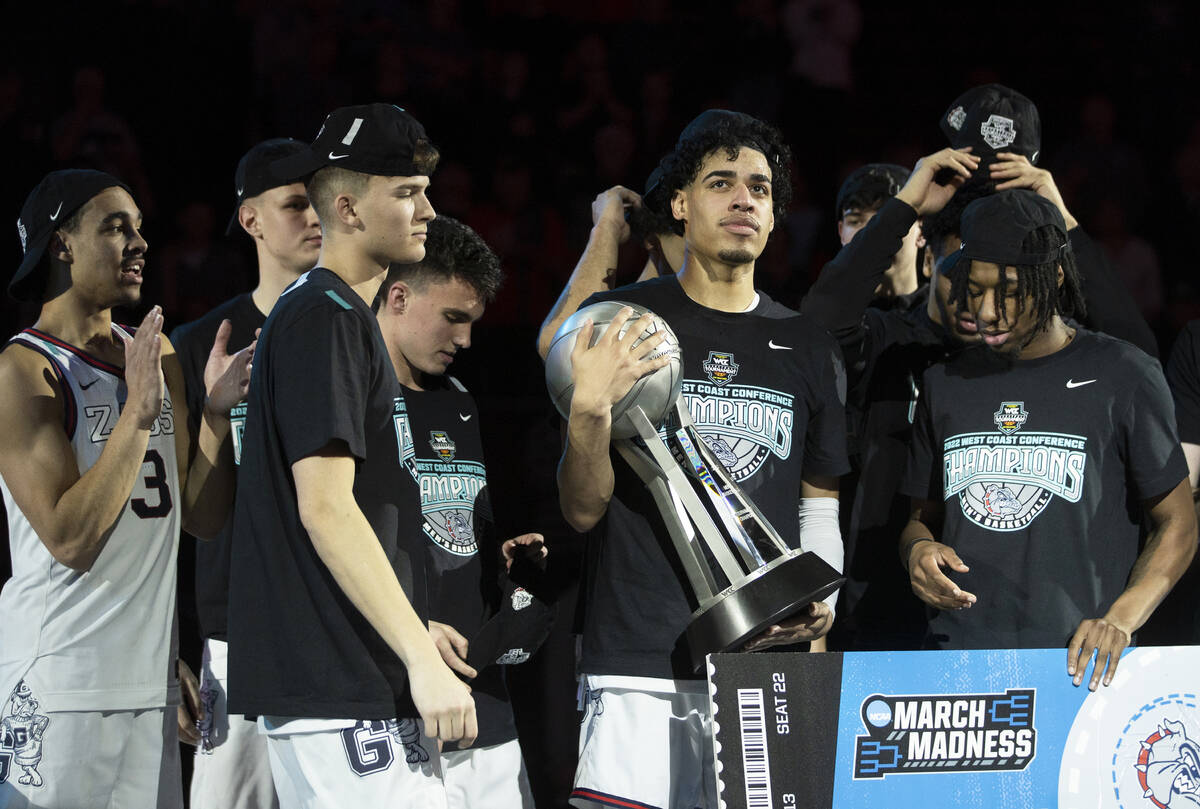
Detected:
left=1065, top=379, right=1097, bottom=389
left=768, top=340, right=792, bottom=350
left=80, top=378, right=99, bottom=390
left=328, top=152, right=350, bottom=160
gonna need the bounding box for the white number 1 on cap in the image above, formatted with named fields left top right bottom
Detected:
left=342, top=118, right=364, bottom=146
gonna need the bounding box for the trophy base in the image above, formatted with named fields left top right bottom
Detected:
left=685, top=551, right=845, bottom=672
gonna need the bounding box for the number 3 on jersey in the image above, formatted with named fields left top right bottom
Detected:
left=132, top=449, right=173, bottom=519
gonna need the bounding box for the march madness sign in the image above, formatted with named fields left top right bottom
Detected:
left=708, top=646, right=1200, bottom=808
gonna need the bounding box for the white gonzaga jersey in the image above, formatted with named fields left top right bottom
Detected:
left=0, top=327, right=181, bottom=712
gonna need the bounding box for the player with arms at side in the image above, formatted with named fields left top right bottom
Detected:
left=559, top=111, right=849, bottom=809
left=376, top=214, right=548, bottom=809
left=172, top=138, right=322, bottom=809
left=0, top=169, right=252, bottom=808
left=226, top=104, right=475, bottom=808
left=901, top=190, right=1196, bottom=690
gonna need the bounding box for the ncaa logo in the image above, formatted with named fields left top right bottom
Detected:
left=702, top=351, right=739, bottom=386
left=981, top=114, right=1017, bottom=150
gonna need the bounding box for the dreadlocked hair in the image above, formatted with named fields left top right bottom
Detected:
left=949, top=224, right=1086, bottom=334
left=658, top=116, right=792, bottom=236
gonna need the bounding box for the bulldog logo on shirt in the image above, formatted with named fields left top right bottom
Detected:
left=0, top=681, right=49, bottom=788
left=944, top=402, right=1089, bottom=531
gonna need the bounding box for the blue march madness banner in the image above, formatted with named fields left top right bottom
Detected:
left=708, top=646, right=1200, bottom=809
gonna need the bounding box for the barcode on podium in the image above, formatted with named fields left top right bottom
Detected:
left=737, top=688, right=773, bottom=809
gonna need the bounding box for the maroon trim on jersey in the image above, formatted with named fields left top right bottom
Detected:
left=569, top=788, right=661, bottom=809
left=8, top=335, right=78, bottom=440
left=21, top=328, right=125, bottom=378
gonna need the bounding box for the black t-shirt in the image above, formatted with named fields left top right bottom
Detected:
left=170, top=293, right=265, bottom=642
left=902, top=329, right=1187, bottom=650
left=1167, top=320, right=1200, bottom=445
left=579, top=275, right=850, bottom=679
left=227, top=268, right=425, bottom=719
left=398, top=378, right=516, bottom=749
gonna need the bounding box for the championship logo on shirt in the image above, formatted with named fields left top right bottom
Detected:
left=981, top=114, right=1017, bottom=150
left=944, top=402, right=1088, bottom=531
left=994, top=401, right=1028, bottom=435
left=414, top=425, right=486, bottom=556
left=429, top=430, right=456, bottom=462
left=393, top=397, right=417, bottom=480
left=853, top=688, right=1036, bottom=779
left=0, top=681, right=49, bottom=788
left=702, top=351, right=740, bottom=386
left=230, top=401, right=248, bottom=466
left=678, top=378, right=795, bottom=484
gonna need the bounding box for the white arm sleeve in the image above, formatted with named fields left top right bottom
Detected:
left=798, top=496, right=843, bottom=615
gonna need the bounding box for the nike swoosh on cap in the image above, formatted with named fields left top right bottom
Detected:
left=49, top=202, right=63, bottom=221
left=328, top=152, right=350, bottom=160
left=460, top=413, right=472, bottom=421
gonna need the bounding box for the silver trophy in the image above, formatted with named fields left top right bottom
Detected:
left=545, top=301, right=844, bottom=672
left=616, top=401, right=845, bottom=672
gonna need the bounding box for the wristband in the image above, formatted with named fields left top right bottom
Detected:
left=901, top=537, right=934, bottom=572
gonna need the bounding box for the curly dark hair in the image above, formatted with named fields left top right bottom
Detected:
left=948, top=224, right=1086, bottom=335
left=656, top=115, right=793, bottom=236
left=920, top=182, right=992, bottom=255
left=381, top=214, right=502, bottom=303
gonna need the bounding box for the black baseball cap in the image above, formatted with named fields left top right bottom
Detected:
left=271, top=103, right=433, bottom=180
left=226, top=138, right=309, bottom=234
left=11, top=169, right=132, bottom=302
left=835, top=163, right=910, bottom=219
left=465, top=551, right=555, bottom=671
left=942, top=189, right=1068, bottom=276
left=940, top=84, right=1041, bottom=165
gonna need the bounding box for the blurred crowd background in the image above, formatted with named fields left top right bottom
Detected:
left=3, top=1, right=1200, bottom=805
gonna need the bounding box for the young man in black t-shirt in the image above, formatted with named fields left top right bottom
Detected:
left=376, top=215, right=546, bottom=809
left=807, top=85, right=1158, bottom=653
left=171, top=137, right=320, bottom=809
left=226, top=104, right=474, bottom=807
left=901, top=189, right=1196, bottom=691
left=834, top=163, right=920, bottom=301
left=559, top=111, right=849, bottom=809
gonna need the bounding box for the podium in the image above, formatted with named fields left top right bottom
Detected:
left=707, top=646, right=1200, bottom=809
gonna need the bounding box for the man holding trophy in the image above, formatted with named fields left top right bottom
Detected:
left=556, top=111, right=850, bottom=809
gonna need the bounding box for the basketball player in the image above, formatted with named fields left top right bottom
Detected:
left=810, top=88, right=1159, bottom=650
left=171, top=138, right=321, bottom=809
left=558, top=111, right=849, bottom=809
left=376, top=214, right=548, bottom=809
left=0, top=169, right=253, bottom=807
left=901, top=190, right=1196, bottom=689
left=834, top=163, right=921, bottom=300
left=225, top=103, right=474, bottom=808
